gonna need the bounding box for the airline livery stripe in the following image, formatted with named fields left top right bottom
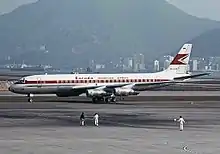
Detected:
left=170, top=54, right=188, bottom=65
left=24, top=79, right=170, bottom=84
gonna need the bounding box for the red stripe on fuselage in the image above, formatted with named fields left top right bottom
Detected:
left=24, top=79, right=170, bottom=84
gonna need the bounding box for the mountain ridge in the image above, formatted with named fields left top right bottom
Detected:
left=191, top=28, right=220, bottom=57
left=0, top=0, right=219, bottom=67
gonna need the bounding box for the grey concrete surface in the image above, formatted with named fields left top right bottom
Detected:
left=0, top=93, right=219, bottom=153
left=0, top=91, right=220, bottom=103
left=138, top=91, right=220, bottom=96
left=0, top=127, right=219, bottom=154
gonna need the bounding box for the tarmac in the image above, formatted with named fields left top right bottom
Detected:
left=0, top=91, right=219, bottom=153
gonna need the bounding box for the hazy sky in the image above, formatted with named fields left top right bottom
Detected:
left=167, top=0, right=220, bottom=21
left=0, top=0, right=37, bottom=14
left=0, top=0, right=220, bottom=21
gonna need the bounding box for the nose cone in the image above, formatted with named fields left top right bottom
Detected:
left=9, top=84, right=18, bottom=93
left=8, top=85, right=14, bottom=92
left=8, top=84, right=25, bottom=94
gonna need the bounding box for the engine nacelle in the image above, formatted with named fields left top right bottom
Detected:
left=114, top=88, right=139, bottom=96
left=86, top=89, right=109, bottom=97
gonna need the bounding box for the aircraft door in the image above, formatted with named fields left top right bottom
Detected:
left=37, top=77, right=42, bottom=87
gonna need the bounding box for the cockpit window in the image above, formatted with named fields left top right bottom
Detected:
left=14, top=78, right=26, bottom=84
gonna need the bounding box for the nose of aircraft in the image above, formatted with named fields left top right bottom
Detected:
left=8, top=85, right=13, bottom=92
left=8, top=84, right=25, bottom=94
left=8, top=84, right=16, bottom=92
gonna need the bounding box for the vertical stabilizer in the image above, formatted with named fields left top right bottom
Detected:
left=166, top=44, right=192, bottom=75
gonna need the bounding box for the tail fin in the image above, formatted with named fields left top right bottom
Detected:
left=166, top=44, right=192, bottom=74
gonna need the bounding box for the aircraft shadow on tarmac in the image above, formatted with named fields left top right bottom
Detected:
left=39, top=99, right=220, bottom=109
left=44, top=99, right=136, bottom=105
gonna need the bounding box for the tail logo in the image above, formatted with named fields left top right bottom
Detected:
left=171, top=54, right=189, bottom=65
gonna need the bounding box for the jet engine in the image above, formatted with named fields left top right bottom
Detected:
left=114, top=88, right=139, bottom=96
left=86, top=89, right=110, bottom=97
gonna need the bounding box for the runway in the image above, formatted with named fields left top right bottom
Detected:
left=0, top=91, right=220, bottom=153
left=0, top=91, right=220, bottom=102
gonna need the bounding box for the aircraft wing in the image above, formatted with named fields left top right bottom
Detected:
left=56, top=85, right=102, bottom=96
left=70, top=84, right=129, bottom=90
left=57, top=84, right=97, bottom=91
left=70, top=81, right=176, bottom=91
left=57, top=81, right=176, bottom=96
left=104, top=81, right=175, bottom=90
left=106, top=81, right=176, bottom=91
left=71, top=85, right=100, bottom=90
left=174, top=73, right=210, bottom=81
left=130, top=81, right=176, bottom=90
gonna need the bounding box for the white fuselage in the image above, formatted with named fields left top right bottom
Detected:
left=8, top=43, right=195, bottom=99
left=9, top=71, right=177, bottom=95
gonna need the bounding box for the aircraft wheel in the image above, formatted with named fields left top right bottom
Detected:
left=28, top=93, right=34, bottom=103
left=92, top=97, right=97, bottom=103
left=110, top=97, right=117, bottom=103
left=104, top=97, right=109, bottom=103
left=28, top=98, right=33, bottom=103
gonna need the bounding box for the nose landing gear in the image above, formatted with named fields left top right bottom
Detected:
left=27, top=93, right=34, bottom=103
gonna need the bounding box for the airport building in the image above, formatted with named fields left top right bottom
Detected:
left=154, top=60, right=160, bottom=72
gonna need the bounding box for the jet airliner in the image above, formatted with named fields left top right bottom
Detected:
left=9, top=44, right=208, bottom=103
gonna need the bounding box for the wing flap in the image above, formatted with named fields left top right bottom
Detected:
left=57, top=81, right=175, bottom=94
left=174, top=73, right=210, bottom=81
left=132, top=81, right=175, bottom=90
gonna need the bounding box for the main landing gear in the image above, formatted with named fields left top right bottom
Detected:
left=92, top=96, right=117, bottom=104
left=27, top=93, right=34, bottom=103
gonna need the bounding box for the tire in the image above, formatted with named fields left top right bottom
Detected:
left=104, top=97, right=109, bottom=103
left=28, top=98, right=33, bottom=103
left=111, top=97, right=116, bottom=103
left=92, top=97, right=97, bottom=103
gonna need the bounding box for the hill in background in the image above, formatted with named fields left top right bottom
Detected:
left=191, top=28, right=220, bottom=57
left=0, top=0, right=219, bottom=67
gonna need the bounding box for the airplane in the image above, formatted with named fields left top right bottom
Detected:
left=8, top=43, right=208, bottom=103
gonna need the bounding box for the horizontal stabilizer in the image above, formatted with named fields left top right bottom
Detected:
left=174, top=73, right=210, bottom=80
